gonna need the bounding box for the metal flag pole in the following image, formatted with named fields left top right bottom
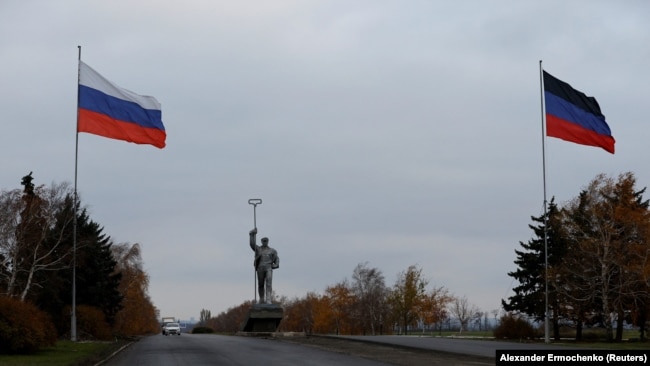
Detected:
left=248, top=199, right=262, bottom=303
left=539, top=60, right=550, bottom=344
left=71, top=46, right=82, bottom=342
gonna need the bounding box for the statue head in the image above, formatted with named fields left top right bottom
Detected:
left=261, top=237, right=269, bottom=247
left=21, top=171, right=34, bottom=195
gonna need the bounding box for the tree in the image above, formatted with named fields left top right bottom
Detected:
left=388, top=264, right=428, bottom=335
left=53, top=208, right=123, bottom=331
left=351, top=262, right=387, bottom=335
left=606, top=174, right=650, bottom=341
left=559, top=173, right=650, bottom=342
left=209, top=301, right=252, bottom=333
left=0, top=181, right=75, bottom=301
left=325, top=280, right=354, bottom=335
left=199, top=308, right=211, bottom=326
left=420, top=285, right=452, bottom=334
left=112, top=242, right=160, bottom=336
left=310, top=292, right=336, bottom=334
left=0, top=188, right=27, bottom=298
left=280, top=292, right=324, bottom=334
left=80, top=213, right=122, bottom=325
left=450, top=295, right=478, bottom=334
left=502, top=198, right=566, bottom=340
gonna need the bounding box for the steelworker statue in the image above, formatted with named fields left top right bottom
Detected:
left=249, top=228, right=279, bottom=304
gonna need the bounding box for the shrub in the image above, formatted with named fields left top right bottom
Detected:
left=493, top=313, right=536, bottom=340
left=59, top=305, right=114, bottom=340
left=0, top=296, right=57, bottom=354
left=192, top=326, right=214, bottom=334
left=76, top=305, right=113, bottom=340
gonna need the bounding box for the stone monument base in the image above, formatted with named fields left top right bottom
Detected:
left=239, top=303, right=284, bottom=333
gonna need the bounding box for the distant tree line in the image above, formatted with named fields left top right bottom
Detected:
left=0, top=175, right=160, bottom=353
left=202, top=262, right=486, bottom=336
left=503, top=172, right=650, bottom=342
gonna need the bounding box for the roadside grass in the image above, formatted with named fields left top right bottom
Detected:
left=419, top=329, right=649, bottom=349
left=0, top=339, right=130, bottom=366
left=426, top=330, right=494, bottom=338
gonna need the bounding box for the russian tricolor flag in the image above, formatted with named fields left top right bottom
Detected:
left=78, top=61, right=166, bottom=149
left=543, top=71, right=614, bottom=154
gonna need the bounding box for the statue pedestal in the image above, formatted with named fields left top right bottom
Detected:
left=239, top=303, right=284, bottom=333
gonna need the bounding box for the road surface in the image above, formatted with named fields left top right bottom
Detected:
left=103, top=333, right=577, bottom=365
left=102, top=333, right=394, bottom=366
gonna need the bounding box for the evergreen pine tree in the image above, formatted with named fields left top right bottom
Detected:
left=502, top=198, right=566, bottom=339
left=57, top=208, right=123, bottom=329
left=76, top=209, right=123, bottom=325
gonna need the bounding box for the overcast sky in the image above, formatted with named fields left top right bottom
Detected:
left=1, top=1, right=648, bottom=322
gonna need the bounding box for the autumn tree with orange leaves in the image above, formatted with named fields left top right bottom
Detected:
left=279, top=292, right=325, bottom=333
left=420, top=285, right=453, bottom=333
left=208, top=301, right=253, bottom=333
left=112, top=242, right=160, bottom=336
left=325, top=280, right=356, bottom=335
left=558, top=172, right=650, bottom=342
left=388, top=264, right=429, bottom=335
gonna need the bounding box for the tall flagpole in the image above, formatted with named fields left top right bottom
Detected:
left=72, top=45, right=81, bottom=342
left=539, top=60, right=550, bottom=344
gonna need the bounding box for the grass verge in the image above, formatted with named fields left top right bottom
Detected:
left=0, top=339, right=131, bottom=366
left=424, top=330, right=649, bottom=349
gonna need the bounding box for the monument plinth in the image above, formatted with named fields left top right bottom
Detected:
left=239, top=303, right=284, bottom=333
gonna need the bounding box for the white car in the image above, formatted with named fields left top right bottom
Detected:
left=162, top=322, right=181, bottom=336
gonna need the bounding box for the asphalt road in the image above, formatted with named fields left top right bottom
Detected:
left=102, top=333, right=394, bottom=366
left=101, top=332, right=588, bottom=365
left=335, top=335, right=579, bottom=358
